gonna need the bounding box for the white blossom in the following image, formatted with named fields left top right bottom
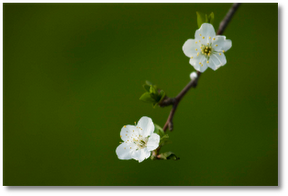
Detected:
left=183, top=23, right=232, bottom=72
left=116, top=116, right=160, bottom=163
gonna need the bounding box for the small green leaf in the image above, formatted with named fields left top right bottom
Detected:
left=196, top=12, right=206, bottom=28
left=159, top=134, right=170, bottom=146
left=140, top=81, right=166, bottom=108
left=150, top=93, right=159, bottom=101
left=154, top=123, right=164, bottom=136
left=208, top=12, right=214, bottom=25
left=143, top=84, right=150, bottom=92
left=159, top=90, right=166, bottom=102
left=152, top=102, right=158, bottom=108
left=166, top=152, right=180, bottom=160
left=161, top=134, right=169, bottom=140
left=145, top=80, right=153, bottom=86
left=154, top=124, right=171, bottom=146
left=139, top=92, right=156, bottom=103
left=153, top=89, right=163, bottom=103
left=149, top=85, right=157, bottom=94
left=158, top=152, right=180, bottom=160
left=150, top=154, right=156, bottom=160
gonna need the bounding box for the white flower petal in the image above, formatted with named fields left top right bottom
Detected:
left=137, top=116, right=154, bottom=137
left=195, top=23, right=216, bottom=42
left=203, top=59, right=216, bottom=71
left=116, top=142, right=136, bottom=160
left=199, top=60, right=209, bottom=72
left=192, top=62, right=201, bottom=71
left=120, top=125, right=139, bottom=142
left=146, top=133, right=160, bottom=151
left=131, top=148, right=151, bottom=163
left=212, top=36, right=232, bottom=52
left=189, top=54, right=203, bottom=66
left=222, top=39, right=232, bottom=51
left=214, top=52, right=227, bottom=66
left=189, top=55, right=205, bottom=71
left=210, top=54, right=222, bottom=70
left=182, top=39, right=201, bottom=58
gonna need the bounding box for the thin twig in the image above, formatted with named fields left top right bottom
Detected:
left=217, top=3, right=240, bottom=35
left=162, top=71, right=201, bottom=131
left=154, top=3, right=241, bottom=158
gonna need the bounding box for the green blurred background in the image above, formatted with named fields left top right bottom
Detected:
left=3, top=3, right=278, bottom=186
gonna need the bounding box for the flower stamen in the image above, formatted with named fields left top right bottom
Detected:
left=201, top=44, right=212, bottom=57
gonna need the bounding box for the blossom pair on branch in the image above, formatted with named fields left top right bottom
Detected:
left=115, top=7, right=237, bottom=162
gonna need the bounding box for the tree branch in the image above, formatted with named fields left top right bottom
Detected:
left=154, top=3, right=241, bottom=158
left=217, top=3, right=241, bottom=35
left=162, top=71, right=201, bottom=131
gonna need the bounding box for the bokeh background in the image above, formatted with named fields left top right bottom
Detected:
left=3, top=3, right=278, bottom=186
